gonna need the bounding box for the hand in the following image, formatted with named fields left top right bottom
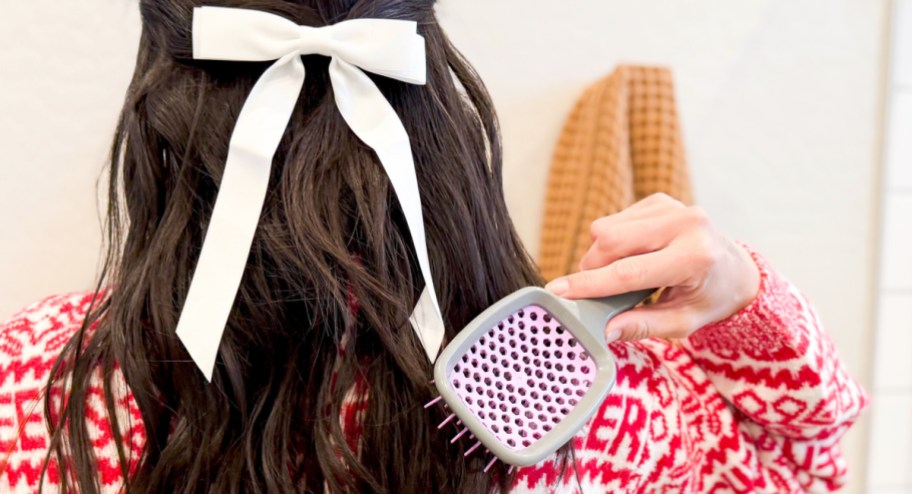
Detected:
left=544, top=193, right=761, bottom=342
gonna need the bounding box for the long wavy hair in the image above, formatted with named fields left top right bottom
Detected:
left=41, top=0, right=544, bottom=492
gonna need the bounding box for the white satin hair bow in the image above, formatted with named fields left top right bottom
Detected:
left=177, top=6, right=445, bottom=380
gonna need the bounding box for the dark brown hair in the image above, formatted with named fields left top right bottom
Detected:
left=42, top=0, right=544, bottom=492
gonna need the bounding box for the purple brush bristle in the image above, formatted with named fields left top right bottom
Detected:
left=448, top=305, right=592, bottom=450
left=426, top=304, right=594, bottom=470
left=428, top=287, right=651, bottom=468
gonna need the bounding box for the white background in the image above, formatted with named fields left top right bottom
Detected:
left=0, top=2, right=894, bottom=492
left=867, top=0, right=912, bottom=492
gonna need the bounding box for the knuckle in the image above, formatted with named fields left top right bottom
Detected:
left=690, top=234, right=720, bottom=268
left=578, top=253, right=597, bottom=270
left=589, top=218, right=608, bottom=239
left=591, top=238, right=609, bottom=255
left=597, top=228, right=622, bottom=252
left=650, top=192, right=684, bottom=209
left=696, top=253, right=716, bottom=271
left=578, top=253, right=591, bottom=269
left=651, top=192, right=671, bottom=203
left=641, top=193, right=665, bottom=208
left=567, top=272, right=593, bottom=292
left=686, top=206, right=711, bottom=226
left=687, top=248, right=714, bottom=272
left=612, top=259, right=644, bottom=284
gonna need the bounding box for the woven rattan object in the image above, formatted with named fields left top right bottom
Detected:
left=538, top=66, right=693, bottom=281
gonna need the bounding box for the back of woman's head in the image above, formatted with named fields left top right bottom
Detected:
left=44, top=0, right=541, bottom=492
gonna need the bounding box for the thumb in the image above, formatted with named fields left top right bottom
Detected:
left=605, top=305, right=698, bottom=342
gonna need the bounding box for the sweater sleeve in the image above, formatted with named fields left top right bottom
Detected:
left=0, top=292, right=145, bottom=493
left=679, top=246, right=868, bottom=441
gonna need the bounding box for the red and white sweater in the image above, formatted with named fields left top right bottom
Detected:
left=0, top=251, right=866, bottom=493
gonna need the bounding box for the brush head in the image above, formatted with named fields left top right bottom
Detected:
left=434, top=287, right=649, bottom=466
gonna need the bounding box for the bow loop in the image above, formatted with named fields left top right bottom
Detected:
left=178, top=6, right=443, bottom=381
left=324, top=19, right=427, bottom=84
left=192, top=6, right=301, bottom=61
left=193, top=7, right=426, bottom=85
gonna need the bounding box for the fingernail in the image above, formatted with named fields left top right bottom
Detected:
left=545, top=278, right=569, bottom=296
left=606, top=327, right=622, bottom=343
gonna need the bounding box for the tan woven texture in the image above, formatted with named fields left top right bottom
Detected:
left=537, top=66, right=693, bottom=281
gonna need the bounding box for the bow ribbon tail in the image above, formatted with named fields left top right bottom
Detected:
left=410, top=288, right=445, bottom=362
left=329, top=58, right=445, bottom=362
left=175, top=53, right=306, bottom=381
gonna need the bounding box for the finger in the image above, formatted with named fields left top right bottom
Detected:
left=605, top=304, right=700, bottom=342
left=580, top=215, right=682, bottom=271
left=547, top=249, right=686, bottom=299
left=589, top=193, right=685, bottom=241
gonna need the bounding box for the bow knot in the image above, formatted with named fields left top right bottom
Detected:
left=295, top=26, right=335, bottom=57
left=178, top=6, right=444, bottom=381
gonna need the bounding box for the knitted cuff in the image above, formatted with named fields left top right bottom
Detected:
left=684, top=244, right=807, bottom=361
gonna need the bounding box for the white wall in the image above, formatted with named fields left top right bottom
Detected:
left=866, top=0, right=912, bottom=492
left=0, top=2, right=140, bottom=318
left=0, top=2, right=889, bottom=492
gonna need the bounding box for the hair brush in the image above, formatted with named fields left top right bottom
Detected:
left=425, top=287, right=654, bottom=471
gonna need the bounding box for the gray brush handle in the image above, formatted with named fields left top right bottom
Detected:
left=566, top=289, right=657, bottom=346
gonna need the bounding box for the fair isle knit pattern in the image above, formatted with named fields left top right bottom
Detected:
left=0, top=293, right=144, bottom=492
left=0, top=249, right=866, bottom=493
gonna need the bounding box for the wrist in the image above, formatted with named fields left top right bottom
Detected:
left=685, top=246, right=805, bottom=360
left=730, top=240, right=761, bottom=315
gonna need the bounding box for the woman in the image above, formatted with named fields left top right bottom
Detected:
left=0, top=0, right=865, bottom=492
